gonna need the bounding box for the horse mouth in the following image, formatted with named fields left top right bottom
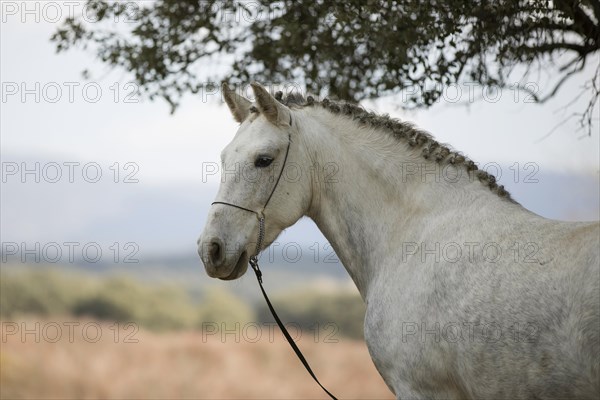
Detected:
left=219, top=250, right=248, bottom=281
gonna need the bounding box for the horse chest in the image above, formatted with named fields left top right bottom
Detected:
left=363, top=275, right=462, bottom=397
left=363, top=285, right=433, bottom=391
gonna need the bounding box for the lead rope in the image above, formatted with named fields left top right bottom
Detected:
left=211, top=120, right=339, bottom=400
left=249, top=251, right=339, bottom=400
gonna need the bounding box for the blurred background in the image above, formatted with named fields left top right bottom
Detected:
left=1, top=1, right=598, bottom=399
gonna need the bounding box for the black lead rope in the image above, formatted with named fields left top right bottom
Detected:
left=210, top=116, right=339, bottom=400
left=249, top=257, right=339, bottom=400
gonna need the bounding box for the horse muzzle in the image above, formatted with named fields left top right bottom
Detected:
left=198, top=235, right=249, bottom=280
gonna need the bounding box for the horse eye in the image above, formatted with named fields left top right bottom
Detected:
left=254, top=156, right=274, bottom=168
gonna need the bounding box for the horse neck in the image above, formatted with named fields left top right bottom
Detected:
left=297, top=108, right=511, bottom=299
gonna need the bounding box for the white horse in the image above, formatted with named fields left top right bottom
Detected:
left=198, top=82, right=599, bottom=399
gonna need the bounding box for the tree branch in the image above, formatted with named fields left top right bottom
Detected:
left=537, top=55, right=586, bottom=103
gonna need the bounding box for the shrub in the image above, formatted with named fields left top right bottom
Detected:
left=196, top=287, right=255, bottom=328
left=256, top=288, right=366, bottom=340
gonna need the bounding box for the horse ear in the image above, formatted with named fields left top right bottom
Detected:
left=222, top=82, right=252, bottom=123
left=250, top=82, right=291, bottom=127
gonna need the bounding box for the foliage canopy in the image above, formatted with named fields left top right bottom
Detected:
left=52, top=0, right=599, bottom=133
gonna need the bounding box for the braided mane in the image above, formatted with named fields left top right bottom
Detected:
left=254, top=91, right=513, bottom=201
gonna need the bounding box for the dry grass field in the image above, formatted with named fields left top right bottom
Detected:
left=1, top=318, right=393, bottom=399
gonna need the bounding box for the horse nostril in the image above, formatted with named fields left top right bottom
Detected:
left=209, top=238, right=224, bottom=267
